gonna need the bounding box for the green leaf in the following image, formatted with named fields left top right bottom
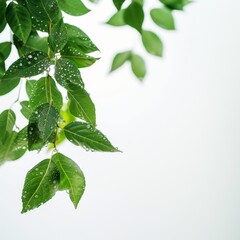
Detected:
left=28, top=103, right=59, bottom=151
left=0, top=42, right=12, bottom=61
left=0, top=78, right=20, bottom=96
left=58, top=0, right=90, bottom=16
left=8, top=127, right=28, bottom=161
left=106, top=10, right=126, bottom=26
left=142, top=30, right=163, bottom=56
left=20, top=101, right=32, bottom=119
left=21, top=159, right=59, bottom=213
left=6, top=2, right=32, bottom=43
left=2, top=51, right=51, bottom=80
left=52, top=153, right=85, bottom=208
left=124, top=2, right=144, bottom=33
left=14, top=32, right=50, bottom=57
left=0, top=131, right=17, bottom=165
left=0, top=0, right=7, bottom=33
left=55, top=58, right=84, bottom=89
left=64, top=121, right=119, bottom=152
left=160, top=0, right=191, bottom=10
left=0, top=109, right=16, bottom=143
left=150, top=8, right=175, bottom=30
left=26, top=0, right=59, bottom=22
left=67, top=84, right=96, bottom=126
left=29, top=77, right=63, bottom=111
left=110, top=51, right=130, bottom=72
left=130, top=53, right=146, bottom=80
left=48, top=18, right=68, bottom=53
left=113, top=0, right=125, bottom=10
left=61, top=45, right=99, bottom=68
left=26, top=80, right=37, bottom=98
left=65, top=24, right=99, bottom=54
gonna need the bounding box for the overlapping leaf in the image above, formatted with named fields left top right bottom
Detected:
left=28, top=103, right=59, bottom=151
left=58, top=0, right=90, bottom=16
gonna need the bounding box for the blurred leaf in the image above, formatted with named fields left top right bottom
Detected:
left=124, top=2, right=144, bottom=33
left=106, top=10, right=126, bottom=26
left=150, top=8, right=175, bottom=30
left=110, top=51, right=130, bottom=72
left=113, top=0, right=125, bottom=10
left=142, top=30, right=163, bottom=56
left=130, top=53, right=146, bottom=80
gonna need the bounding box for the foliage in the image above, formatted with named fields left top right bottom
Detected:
left=0, top=0, right=189, bottom=213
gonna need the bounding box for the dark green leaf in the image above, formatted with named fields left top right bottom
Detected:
left=26, top=0, right=59, bottom=21
left=0, top=0, right=7, bottom=33
left=0, top=42, right=12, bottom=61
left=58, top=0, right=90, bottom=16
left=52, top=153, right=85, bottom=208
left=0, top=109, right=16, bottom=143
left=130, top=53, right=146, bottom=80
left=28, top=103, right=59, bottom=151
left=142, top=30, right=163, bottom=56
left=2, top=51, right=51, bottom=80
left=150, top=8, right=175, bottom=30
left=113, top=0, right=125, bottom=10
left=6, top=2, right=32, bottom=43
left=55, top=58, right=84, bottom=88
left=65, top=24, right=99, bottom=54
left=48, top=18, right=68, bottom=53
left=67, top=84, right=96, bottom=126
left=61, top=46, right=99, bottom=68
left=29, top=77, right=63, bottom=111
left=124, top=2, right=144, bottom=33
left=64, top=121, right=119, bottom=152
left=110, top=51, right=130, bottom=72
left=20, top=101, right=32, bottom=119
left=21, top=159, right=59, bottom=213
left=160, top=0, right=191, bottom=10
left=106, top=10, right=126, bottom=26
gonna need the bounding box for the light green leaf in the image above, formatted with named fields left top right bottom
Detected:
left=9, top=127, right=28, bottom=161
left=29, top=77, right=63, bottom=111
left=0, top=131, right=17, bottom=165
left=0, top=42, right=12, bottom=61
left=142, top=30, right=163, bottom=56
left=0, top=109, right=16, bottom=143
left=55, top=58, right=84, bottom=88
left=67, top=84, right=96, bottom=126
left=124, top=2, right=144, bottom=33
left=106, top=10, right=126, bottom=26
left=26, top=0, right=59, bottom=22
left=61, top=45, right=99, bottom=68
left=130, top=53, right=146, bottom=80
left=65, top=24, right=99, bottom=54
left=28, top=103, right=59, bottom=151
left=6, top=2, right=32, bottom=43
left=21, top=159, right=59, bottom=213
left=26, top=80, right=37, bottom=98
left=48, top=18, right=68, bottom=53
left=2, top=51, right=51, bottom=80
left=64, top=121, right=119, bottom=152
left=110, top=51, right=130, bottom=72
left=58, top=0, right=90, bottom=16
left=20, top=101, right=32, bottom=119
left=150, top=8, right=175, bottom=30
left=52, top=153, right=85, bottom=208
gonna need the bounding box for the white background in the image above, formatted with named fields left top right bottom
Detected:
left=1, top=0, right=240, bottom=239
